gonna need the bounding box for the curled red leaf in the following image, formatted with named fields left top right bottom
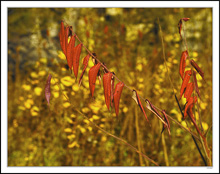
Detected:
left=190, top=59, right=205, bottom=81
left=178, top=19, right=182, bottom=40
left=145, top=99, right=162, bottom=120
left=182, top=18, right=190, bottom=22
left=161, top=110, right=171, bottom=135
left=192, top=70, right=201, bottom=98
left=110, top=73, right=115, bottom=108
left=79, top=54, right=90, bottom=86
left=133, top=90, right=149, bottom=122
left=113, top=82, right=124, bottom=116
left=184, top=96, right=197, bottom=119
left=64, top=26, right=70, bottom=56
left=73, top=43, right=82, bottom=79
left=187, top=105, right=203, bottom=136
left=179, top=50, right=188, bottom=79
left=184, top=82, right=194, bottom=101
left=103, top=72, right=113, bottom=110
left=88, top=63, right=101, bottom=97
left=66, top=35, right=75, bottom=70
left=45, top=74, right=52, bottom=106
left=180, top=70, right=192, bottom=100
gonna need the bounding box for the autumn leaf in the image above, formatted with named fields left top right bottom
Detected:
left=179, top=50, right=188, bottom=80
left=192, top=70, right=201, bottom=98
left=64, top=26, right=70, bottom=56
left=88, top=63, right=101, bottom=97
left=132, top=90, right=149, bottom=122
left=184, top=96, right=197, bottom=119
left=103, top=72, right=113, bottom=110
left=145, top=99, right=162, bottom=120
left=187, top=105, right=203, bottom=136
left=110, top=73, right=115, bottom=108
left=73, top=43, right=82, bottom=79
left=179, top=70, right=192, bottom=100
left=184, top=82, right=194, bottom=101
left=66, top=35, right=76, bottom=70
left=182, top=18, right=190, bottom=22
left=161, top=110, right=171, bottom=135
left=45, top=74, right=52, bottom=106
left=113, top=82, right=124, bottom=116
left=190, top=59, right=205, bottom=81
left=178, top=19, right=182, bottom=40
left=79, top=54, right=90, bottom=86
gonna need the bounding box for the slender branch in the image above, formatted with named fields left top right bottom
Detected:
left=52, top=76, right=159, bottom=166
left=62, top=20, right=200, bottom=140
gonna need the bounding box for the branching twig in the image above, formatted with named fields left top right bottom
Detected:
left=62, top=20, right=200, bottom=140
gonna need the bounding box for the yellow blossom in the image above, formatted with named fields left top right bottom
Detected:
left=34, top=87, right=42, bottom=96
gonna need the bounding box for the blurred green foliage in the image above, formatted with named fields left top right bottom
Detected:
left=8, top=8, right=212, bottom=166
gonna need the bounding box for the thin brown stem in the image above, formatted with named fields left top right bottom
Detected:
left=62, top=21, right=200, bottom=141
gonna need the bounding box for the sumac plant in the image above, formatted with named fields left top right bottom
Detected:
left=44, top=19, right=211, bottom=166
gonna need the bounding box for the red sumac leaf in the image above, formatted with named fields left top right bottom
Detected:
left=89, top=63, right=101, bottom=97
left=184, top=82, right=194, bottom=101
left=79, top=54, right=90, bottom=86
left=178, top=19, right=182, bottom=40
left=180, top=70, right=192, bottom=100
left=66, top=35, right=75, bottom=70
left=133, top=90, right=149, bottom=122
left=187, top=106, right=203, bottom=136
left=110, top=74, right=115, bottom=108
left=73, top=43, right=82, bottom=79
left=64, top=26, right=70, bottom=56
left=113, top=82, right=124, bottom=116
left=45, top=74, right=52, bottom=106
left=179, top=50, right=188, bottom=79
left=103, top=72, right=113, bottom=110
left=145, top=99, right=162, bottom=120
left=192, top=70, right=201, bottom=98
left=182, top=18, right=190, bottom=22
left=184, top=96, right=197, bottom=119
left=190, top=59, right=205, bottom=81
left=161, top=110, right=171, bottom=135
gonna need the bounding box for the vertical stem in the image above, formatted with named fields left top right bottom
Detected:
left=135, top=105, right=143, bottom=166
left=161, top=132, right=169, bottom=166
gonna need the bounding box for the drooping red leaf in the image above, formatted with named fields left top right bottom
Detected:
left=72, top=43, right=82, bottom=79
left=113, top=82, right=124, bottom=116
left=79, top=54, right=90, bottom=86
left=88, top=63, right=101, bottom=97
left=133, top=90, right=149, bottom=122
left=161, top=110, right=171, bottom=135
left=59, top=21, right=66, bottom=55
left=66, top=35, right=75, bottom=70
left=179, top=50, right=188, bottom=79
left=103, top=72, right=113, bottom=110
left=184, top=82, right=194, bottom=101
left=190, top=59, right=205, bottom=81
left=192, top=70, right=201, bottom=98
left=182, top=18, right=190, bottom=22
left=45, top=74, right=52, bottom=106
left=145, top=99, right=162, bottom=120
left=184, top=96, right=197, bottom=119
left=110, top=73, right=115, bottom=108
left=178, top=19, right=182, bottom=40
left=64, top=26, right=70, bottom=56
left=180, top=70, right=192, bottom=100
left=187, top=105, right=203, bottom=136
